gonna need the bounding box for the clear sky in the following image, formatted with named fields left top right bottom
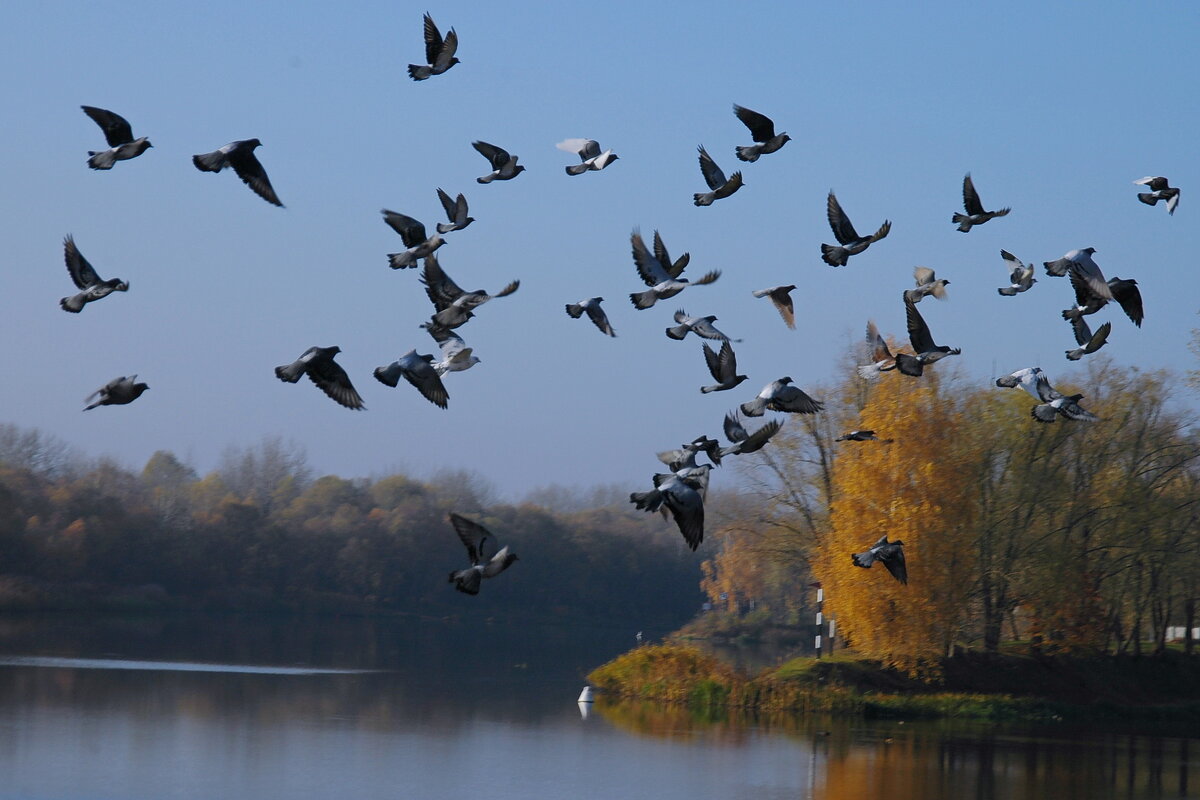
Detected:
left=2, top=2, right=1198, bottom=498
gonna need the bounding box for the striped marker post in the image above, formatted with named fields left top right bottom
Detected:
left=811, top=582, right=824, bottom=658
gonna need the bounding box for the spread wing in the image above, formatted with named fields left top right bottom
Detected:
left=696, top=146, right=727, bottom=191
left=866, top=320, right=893, bottom=361
left=653, top=230, right=689, bottom=278
left=904, top=294, right=935, bottom=352
left=1108, top=279, right=1144, bottom=327
left=962, top=174, right=985, bottom=215
left=228, top=147, right=282, bottom=207
left=472, top=140, right=511, bottom=170
left=732, top=104, right=775, bottom=142
left=421, top=253, right=464, bottom=308
left=433, top=27, right=458, bottom=70
left=826, top=191, right=861, bottom=244
left=81, top=106, right=133, bottom=146
left=63, top=235, right=102, bottom=289
left=632, top=230, right=671, bottom=285
left=307, top=356, right=364, bottom=410
left=449, top=513, right=497, bottom=565
left=381, top=210, right=428, bottom=247
left=421, top=13, right=445, bottom=65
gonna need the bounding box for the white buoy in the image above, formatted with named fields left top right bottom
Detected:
left=578, top=685, right=594, bottom=703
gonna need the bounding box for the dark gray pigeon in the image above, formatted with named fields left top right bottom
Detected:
left=421, top=253, right=519, bottom=328
left=740, top=377, right=823, bottom=417
left=905, top=266, right=949, bottom=303
left=557, top=138, right=618, bottom=175
left=435, top=188, right=474, bottom=233
left=700, top=341, right=748, bottom=393
left=666, top=309, right=738, bottom=342
left=821, top=191, right=890, bottom=266
left=275, top=346, right=364, bottom=409
left=658, top=437, right=722, bottom=472
left=408, top=13, right=459, bottom=81
left=836, top=430, right=892, bottom=443
left=733, top=104, right=790, bottom=162
left=630, top=472, right=706, bottom=550
left=473, top=140, right=524, bottom=183
left=952, top=173, right=1009, bottom=232
left=382, top=210, right=445, bottom=269
left=1107, top=277, right=1144, bottom=327
left=447, top=513, right=518, bottom=595
left=857, top=320, right=898, bottom=381
left=81, top=106, right=151, bottom=170
left=565, top=297, right=616, bottom=337
left=1133, top=176, right=1179, bottom=215
left=192, top=139, right=282, bottom=207
left=83, top=375, right=148, bottom=410
left=995, top=367, right=1099, bottom=423
left=752, top=285, right=796, bottom=329
left=59, top=235, right=129, bottom=313
left=997, top=250, right=1037, bottom=296
left=693, top=145, right=743, bottom=206
left=851, top=535, right=907, bottom=584
left=629, top=229, right=720, bottom=309
left=719, top=410, right=782, bottom=458
left=374, top=349, right=449, bottom=408
left=1066, top=318, right=1111, bottom=361
left=895, top=293, right=960, bottom=377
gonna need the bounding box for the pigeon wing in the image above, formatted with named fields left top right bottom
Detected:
left=696, top=146, right=727, bottom=191
left=421, top=253, right=464, bottom=308
left=436, top=188, right=459, bottom=222
left=962, top=173, right=985, bottom=216
left=472, top=140, right=511, bottom=170
left=432, top=27, right=458, bottom=70
left=631, top=230, right=671, bottom=285
left=701, top=343, right=723, bottom=381
left=381, top=210, right=428, bottom=248
left=723, top=411, right=749, bottom=443
left=306, top=355, right=365, bottom=410
left=421, top=13, right=445, bottom=65
left=653, top=230, right=690, bottom=278
left=732, top=104, right=775, bottom=142
left=737, top=418, right=782, bottom=454
left=404, top=355, right=450, bottom=408
left=81, top=106, right=134, bottom=147
left=1108, top=279, right=1143, bottom=327
left=229, top=147, right=283, bottom=207
left=881, top=544, right=908, bottom=584
left=63, top=235, right=102, bottom=289
left=449, top=513, right=496, bottom=565
left=584, top=302, right=615, bottom=336
left=904, top=294, right=936, bottom=352
left=826, top=191, right=861, bottom=244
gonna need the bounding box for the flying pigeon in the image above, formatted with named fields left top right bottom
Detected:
left=447, top=513, right=518, bottom=595
left=836, top=430, right=892, bottom=443
left=995, top=367, right=1099, bottom=423
left=426, top=327, right=480, bottom=376
left=373, top=349, right=449, bottom=408
left=630, top=472, right=706, bottom=550
left=732, top=104, right=790, bottom=162
left=81, top=106, right=151, bottom=170
left=997, top=250, right=1037, bottom=296
left=658, top=437, right=723, bottom=472
left=666, top=310, right=738, bottom=342
left=556, top=139, right=619, bottom=175
left=1043, top=247, right=1099, bottom=278
left=752, top=285, right=796, bottom=329
left=408, top=13, right=459, bottom=81
left=693, top=145, right=743, bottom=206
left=895, top=293, right=961, bottom=377
left=952, top=173, right=1010, bottom=232
left=1107, top=277, right=1144, bottom=327
left=1133, top=176, right=1179, bottom=215
left=821, top=191, right=891, bottom=266
left=83, top=375, right=148, bottom=410
left=472, top=140, right=524, bottom=183
left=857, top=320, right=899, bottom=381
left=59, top=235, right=129, bottom=313
left=275, top=346, right=364, bottom=410
left=421, top=253, right=519, bottom=329
left=435, top=188, right=474, bottom=233
left=1066, top=318, right=1111, bottom=361
left=740, top=377, right=823, bottom=417
left=719, top=410, right=782, bottom=457
left=852, top=535, right=907, bottom=584
left=628, top=229, right=720, bottom=309
left=565, top=297, right=616, bottom=337
left=905, top=267, right=949, bottom=303
left=700, top=341, right=748, bottom=393
left=192, top=139, right=283, bottom=207
left=382, top=210, right=445, bottom=269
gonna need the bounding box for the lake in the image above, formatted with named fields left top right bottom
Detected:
left=0, top=613, right=1194, bottom=799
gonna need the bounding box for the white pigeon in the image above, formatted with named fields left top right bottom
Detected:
left=557, top=138, right=618, bottom=175
left=997, top=250, right=1037, bottom=296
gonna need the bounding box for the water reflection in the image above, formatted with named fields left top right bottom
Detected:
left=0, top=613, right=1195, bottom=800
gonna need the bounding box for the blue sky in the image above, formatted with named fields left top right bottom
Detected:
left=1, top=2, right=1198, bottom=497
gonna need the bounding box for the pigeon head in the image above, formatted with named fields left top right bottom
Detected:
left=246, top=138, right=263, bottom=149
left=1083, top=247, right=1096, bottom=255
left=781, top=376, right=793, bottom=384
left=780, top=134, right=792, bottom=144
left=891, top=539, right=904, bottom=546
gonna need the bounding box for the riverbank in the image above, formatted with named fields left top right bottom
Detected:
left=587, top=644, right=1200, bottom=721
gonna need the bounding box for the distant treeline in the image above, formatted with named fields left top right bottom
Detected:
left=0, top=428, right=702, bottom=625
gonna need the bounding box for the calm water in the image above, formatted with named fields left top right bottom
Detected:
left=0, top=614, right=1195, bottom=799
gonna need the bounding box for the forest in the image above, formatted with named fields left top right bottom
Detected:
left=0, top=429, right=702, bottom=625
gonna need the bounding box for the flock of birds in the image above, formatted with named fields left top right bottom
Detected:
left=62, top=13, right=1179, bottom=594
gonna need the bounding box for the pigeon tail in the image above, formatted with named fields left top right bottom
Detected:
left=59, top=295, right=84, bottom=313
left=629, top=289, right=659, bottom=310
left=565, top=163, right=590, bottom=176
left=408, top=64, right=433, bottom=81
left=997, top=287, right=1018, bottom=296
left=372, top=365, right=401, bottom=388
left=274, top=363, right=305, bottom=383
left=1066, top=347, right=1085, bottom=361
left=476, top=173, right=496, bottom=185
left=952, top=213, right=973, bottom=232
left=1061, top=307, right=1082, bottom=321
left=191, top=151, right=225, bottom=173
left=565, top=303, right=584, bottom=318
left=87, top=150, right=117, bottom=170
left=665, top=324, right=690, bottom=340
left=387, top=252, right=419, bottom=270
left=821, top=244, right=849, bottom=267
left=630, top=489, right=663, bottom=513
left=450, top=569, right=482, bottom=595
left=693, top=193, right=714, bottom=207
left=734, top=145, right=761, bottom=163
left=1136, top=192, right=1158, bottom=207
left=857, top=364, right=883, bottom=381
left=739, top=398, right=768, bottom=417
